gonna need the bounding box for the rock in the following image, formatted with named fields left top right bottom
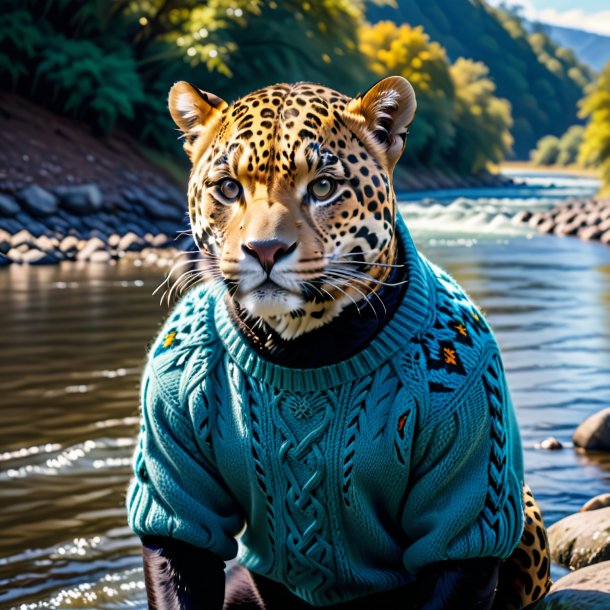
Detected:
left=538, top=219, right=556, bottom=234
left=582, top=495, right=610, bottom=512
left=15, top=212, right=47, bottom=237
left=108, top=233, right=121, bottom=248
left=0, top=193, right=19, bottom=216
left=579, top=225, right=603, bottom=241
left=89, top=250, right=112, bottom=263
left=0, top=229, right=10, bottom=254
left=555, top=221, right=580, bottom=237
left=35, top=235, right=58, bottom=253
left=76, top=237, right=106, bottom=261
left=21, top=248, right=57, bottom=265
left=512, top=210, right=532, bottom=223
left=6, top=247, right=24, bottom=263
left=142, top=197, right=185, bottom=222
left=56, top=184, right=103, bottom=214
left=574, top=408, right=610, bottom=451
left=17, top=184, right=58, bottom=216
left=11, top=229, right=35, bottom=248
left=117, top=231, right=143, bottom=252
left=59, top=235, right=79, bottom=255
left=535, top=560, right=610, bottom=610
left=150, top=233, right=169, bottom=247
left=601, top=230, right=610, bottom=246
left=539, top=437, right=563, bottom=450
left=548, top=506, right=610, bottom=570
left=0, top=218, right=22, bottom=234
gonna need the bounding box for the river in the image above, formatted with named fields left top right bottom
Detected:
left=2, top=172, right=609, bottom=608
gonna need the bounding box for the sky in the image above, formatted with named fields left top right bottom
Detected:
left=487, top=0, right=610, bottom=36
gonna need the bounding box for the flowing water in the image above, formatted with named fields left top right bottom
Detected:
left=2, top=172, right=610, bottom=609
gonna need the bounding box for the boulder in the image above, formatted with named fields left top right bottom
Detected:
left=578, top=225, right=603, bottom=241
left=0, top=193, right=19, bottom=216
left=17, top=184, right=58, bottom=216
left=56, top=184, right=103, bottom=214
left=535, top=560, right=610, bottom=610
left=150, top=233, right=169, bottom=247
left=15, top=212, right=47, bottom=237
left=582, top=495, right=610, bottom=512
left=601, top=231, right=610, bottom=246
left=143, top=197, right=185, bottom=222
left=547, top=507, right=610, bottom=570
left=574, top=408, right=610, bottom=451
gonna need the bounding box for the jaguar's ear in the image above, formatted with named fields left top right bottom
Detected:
left=344, top=76, right=416, bottom=169
left=168, top=81, right=228, bottom=161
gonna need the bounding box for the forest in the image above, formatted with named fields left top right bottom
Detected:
left=0, top=0, right=608, bottom=187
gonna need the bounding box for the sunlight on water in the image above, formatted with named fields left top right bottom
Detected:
left=1, top=175, right=610, bottom=608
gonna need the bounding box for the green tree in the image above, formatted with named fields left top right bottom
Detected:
left=579, top=61, right=610, bottom=190
left=531, top=135, right=560, bottom=165
left=449, top=58, right=512, bottom=173
left=556, top=125, right=584, bottom=166
left=359, top=20, right=456, bottom=166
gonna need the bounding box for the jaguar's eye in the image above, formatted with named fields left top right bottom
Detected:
left=308, top=177, right=336, bottom=201
left=219, top=179, right=242, bottom=202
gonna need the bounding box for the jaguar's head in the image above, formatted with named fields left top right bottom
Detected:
left=168, top=77, right=416, bottom=339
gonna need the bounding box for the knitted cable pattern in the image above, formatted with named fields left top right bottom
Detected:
left=127, top=220, right=525, bottom=606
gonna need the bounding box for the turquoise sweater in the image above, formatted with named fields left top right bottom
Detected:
left=127, top=217, right=524, bottom=606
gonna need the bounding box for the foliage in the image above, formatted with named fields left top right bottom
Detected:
left=359, top=21, right=455, bottom=165
left=359, top=22, right=512, bottom=173
left=579, top=61, right=610, bottom=189
left=531, top=135, right=561, bottom=165
left=366, top=0, right=593, bottom=158
left=448, top=59, right=513, bottom=173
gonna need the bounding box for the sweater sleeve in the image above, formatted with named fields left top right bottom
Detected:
left=401, top=350, right=524, bottom=574
left=127, top=360, right=244, bottom=560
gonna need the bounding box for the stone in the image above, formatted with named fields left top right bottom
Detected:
left=601, top=230, right=610, bottom=245
left=0, top=229, right=10, bottom=254
left=11, top=229, right=35, bottom=248
left=108, top=233, right=121, bottom=248
left=539, top=437, right=563, bottom=450
left=76, top=237, right=106, bottom=261
left=17, top=184, right=58, bottom=216
left=35, top=235, right=58, bottom=253
left=117, top=231, right=143, bottom=252
left=574, top=408, right=610, bottom=451
left=89, top=250, right=112, bottom=263
left=143, top=197, right=186, bottom=222
left=56, top=184, right=103, bottom=214
left=15, top=212, right=47, bottom=237
left=21, top=248, right=57, bottom=265
left=512, top=210, right=532, bottom=223
left=150, top=233, right=169, bottom=247
left=555, top=221, right=579, bottom=237
left=538, top=219, right=556, bottom=234
left=59, top=235, right=79, bottom=255
left=582, top=495, right=610, bottom=512
left=579, top=225, right=603, bottom=241
left=0, top=218, right=21, bottom=234
left=548, top=507, right=610, bottom=570
left=535, top=560, right=610, bottom=610
left=0, top=193, right=19, bottom=216
left=6, top=247, right=23, bottom=263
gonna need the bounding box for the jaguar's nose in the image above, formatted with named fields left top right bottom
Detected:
left=241, top=239, right=297, bottom=274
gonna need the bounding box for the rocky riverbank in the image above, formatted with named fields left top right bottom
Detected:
left=536, top=408, right=610, bottom=609
left=517, top=197, right=610, bottom=244
left=0, top=92, right=517, bottom=265
left=0, top=92, right=191, bottom=266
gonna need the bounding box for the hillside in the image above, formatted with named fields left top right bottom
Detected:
left=526, top=23, right=610, bottom=72
left=366, top=0, right=592, bottom=158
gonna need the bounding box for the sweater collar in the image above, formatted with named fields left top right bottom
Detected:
left=214, top=213, right=430, bottom=392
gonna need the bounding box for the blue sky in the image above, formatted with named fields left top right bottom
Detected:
left=487, top=0, right=610, bottom=35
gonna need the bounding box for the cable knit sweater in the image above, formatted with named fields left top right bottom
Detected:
left=127, top=217, right=525, bottom=607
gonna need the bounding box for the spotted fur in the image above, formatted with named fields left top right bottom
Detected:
left=168, top=78, right=550, bottom=609
left=169, top=78, right=415, bottom=339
